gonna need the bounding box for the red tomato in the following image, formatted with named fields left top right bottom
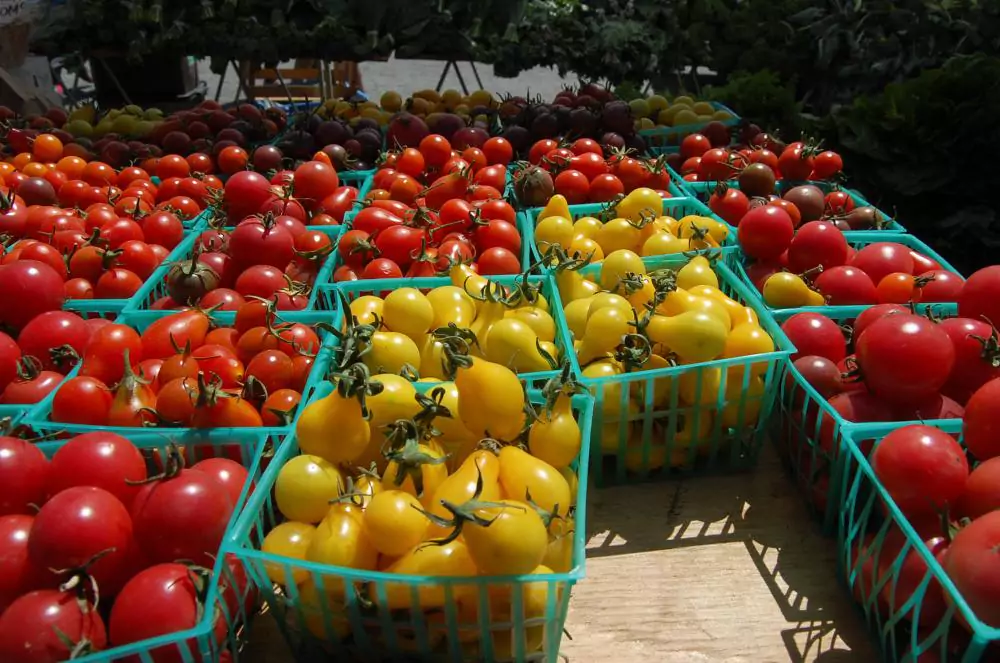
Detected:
left=777, top=143, right=815, bottom=181
left=851, top=242, right=915, bottom=286
left=79, top=323, right=143, bottom=385
left=190, top=458, right=249, bottom=509
left=482, top=137, right=513, bottom=165
left=957, top=457, right=1000, bottom=520
left=223, top=171, right=277, bottom=224
left=245, top=349, right=293, bottom=394
left=0, top=260, right=65, bottom=331
left=419, top=134, right=453, bottom=168
left=780, top=312, right=847, bottom=362
left=352, top=207, right=404, bottom=236
left=477, top=247, right=520, bottom=275
left=814, top=266, right=878, bottom=305
left=29, top=486, right=133, bottom=589
left=680, top=134, right=712, bottom=160
left=589, top=174, right=625, bottom=202
left=958, top=266, right=1000, bottom=326
left=708, top=187, right=750, bottom=226
left=362, top=258, right=403, bottom=280
left=16, top=311, right=92, bottom=373
left=857, top=314, right=955, bottom=406
left=812, top=151, right=843, bottom=180
left=473, top=164, right=507, bottom=192
left=963, top=378, right=1000, bottom=461
left=0, top=515, right=52, bottom=612
left=919, top=270, right=964, bottom=302
left=529, top=139, right=559, bottom=164
left=943, top=511, right=1000, bottom=627
left=474, top=219, right=521, bottom=255
left=0, top=588, right=107, bottom=661
left=553, top=169, right=590, bottom=204
left=738, top=205, right=794, bottom=261
left=235, top=265, right=287, bottom=298
left=871, top=424, right=968, bottom=518
left=0, top=437, right=48, bottom=516
left=51, top=376, right=113, bottom=426
left=570, top=138, right=602, bottom=155
left=0, top=369, right=63, bottom=405
left=229, top=216, right=295, bottom=268
left=200, top=288, right=246, bottom=311
left=140, top=310, right=211, bottom=360
left=260, top=388, right=302, bottom=426
left=461, top=147, right=486, bottom=171
left=47, top=432, right=146, bottom=507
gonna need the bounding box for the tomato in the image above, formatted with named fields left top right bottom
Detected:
left=51, top=376, right=113, bottom=426
left=229, top=216, right=295, bottom=268
left=0, top=514, right=52, bottom=612
left=29, top=485, right=133, bottom=589
left=569, top=151, right=608, bottom=182
left=708, top=187, right=749, bottom=225
left=851, top=242, right=914, bottom=286
left=47, top=432, right=146, bottom=508
left=260, top=388, right=302, bottom=427
left=141, top=310, right=210, bottom=360
left=17, top=311, right=92, bottom=373
left=473, top=164, right=507, bottom=191
left=814, top=266, right=878, bottom=305
left=79, top=323, right=143, bottom=386
left=419, top=134, right=453, bottom=168
left=374, top=225, right=425, bottom=270
left=0, top=332, right=19, bottom=392
left=698, top=148, right=734, bottom=180
left=18, top=242, right=67, bottom=279
left=0, top=437, right=48, bottom=516
left=680, top=133, right=711, bottom=160
left=394, top=147, right=426, bottom=177
left=589, top=173, right=625, bottom=202
left=857, top=313, right=955, bottom=406
left=815, top=391, right=894, bottom=452
left=362, top=490, right=428, bottom=556
left=553, top=169, right=590, bottom=204
left=957, top=457, right=1000, bottom=519
left=0, top=369, right=63, bottom=404
left=217, top=145, right=249, bottom=174
left=245, top=349, right=293, bottom=393
left=191, top=393, right=263, bottom=428
left=475, top=199, right=516, bottom=224
left=362, top=258, right=403, bottom=279
left=157, top=154, right=191, bottom=180
left=190, top=457, right=249, bottom=509
left=481, top=136, right=513, bottom=165
left=875, top=272, right=920, bottom=304
left=131, top=468, right=233, bottom=566
left=787, top=220, right=849, bottom=273
left=943, top=511, right=1000, bottom=627
left=223, top=171, right=276, bottom=224
left=352, top=206, right=403, bottom=236
left=94, top=267, right=142, bottom=299
left=777, top=143, right=814, bottom=181
left=274, top=323, right=320, bottom=356
left=918, top=270, right=964, bottom=302
left=811, top=150, right=843, bottom=180
left=0, top=588, right=107, bottom=662
left=963, top=378, right=1000, bottom=461
left=738, top=205, right=794, bottom=260
left=114, top=239, right=160, bottom=279
left=613, top=156, right=649, bottom=192
left=871, top=424, right=968, bottom=518
left=781, top=312, right=847, bottom=362
left=958, top=265, right=1000, bottom=325
left=0, top=260, right=65, bottom=331
left=274, top=454, right=344, bottom=523
left=110, top=563, right=222, bottom=663
left=464, top=498, right=548, bottom=575
left=235, top=264, right=287, bottom=298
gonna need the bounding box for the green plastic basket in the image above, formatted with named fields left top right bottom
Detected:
left=519, top=197, right=735, bottom=268
left=338, top=169, right=374, bottom=201
left=28, top=427, right=272, bottom=663
left=25, top=308, right=340, bottom=436
left=838, top=422, right=1000, bottom=662
left=685, top=181, right=907, bottom=233
left=735, top=231, right=963, bottom=316
left=562, top=252, right=793, bottom=485
left=770, top=303, right=960, bottom=535
left=122, top=225, right=344, bottom=313
left=639, top=101, right=741, bottom=148
left=224, top=385, right=593, bottom=663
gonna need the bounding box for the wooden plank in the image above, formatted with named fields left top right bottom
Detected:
left=241, top=444, right=878, bottom=662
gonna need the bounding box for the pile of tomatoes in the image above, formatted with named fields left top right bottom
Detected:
left=672, top=133, right=844, bottom=184
left=513, top=138, right=680, bottom=207
left=741, top=217, right=964, bottom=308
left=553, top=251, right=779, bottom=471
left=0, top=431, right=252, bottom=661
left=46, top=306, right=319, bottom=428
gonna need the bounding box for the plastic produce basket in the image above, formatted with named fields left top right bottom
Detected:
left=25, top=308, right=340, bottom=435
left=838, top=421, right=1000, bottom=662
left=640, top=101, right=741, bottom=149
left=225, top=385, right=593, bottom=663
left=315, top=272, right=574, bottom=387
left=28, top=427, right=271, bottom=663
left=0, top=306, right=124, bottom=425
left=685, top=181, right=907, bottom=233
left=338, top=169, right=374, bottom=201
left=564, top=251, right=793, bottom=486
left=519, top=197, right=735, bottom=268
left=770, top=303, right=960, bottom=534
left=122, top=225, right=344, bottom=313
left=735, top=231, right=962, bottom=316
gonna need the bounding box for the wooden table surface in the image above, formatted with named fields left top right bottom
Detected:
left=243, top=444, right=879, bottom=662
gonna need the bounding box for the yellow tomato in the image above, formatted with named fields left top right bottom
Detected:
left=498, top=445, right=571, bottom=516
left=527, top=395, right=581, bottom=469
left=678, top=365, right=723, bottom=406
left=581, top=359, right=629, bottom=419
left=723, top=323, right=775, bottom=379
left=450, top=262, right=489, bottom=294
left=645, top=311, right=728, bottom=363
left=426, top=286, right=476, bottom=328
left=427, top=381, right=480, bottom=469
left=599, top=417, right=635, bottom=455
left=362, top=331, right=421, bottom=375
left=572, top=216, right=603, bottom=240
left=508, top=307, right=556, bottom=343
left=563, top=296, right=595, bottom=338
left=455, top=357, right=526, bottom=440
left=363, top=490, right=429, bottom=556
left=382, top=288, right=434, bottom=338
left=348, top=295, right=383, bottom=326
left=616, top=187, right=663, bottom=221
left=426, top=449, right=501, bottom=538
left=631, top=353, right=675, bottom=408
left=676, top=255, right=719, bottom=290
left=383, top=441, right=449, bottom=506
left=559, top=466, right=578, bottom=505
left=654, top=286, right=702, bottom=316
left=641, top=231, right=690, bottom=256
left=469, top=299, right=507, bottom=357
left=554, top=269, right=601, bottom=303
left=381, top=540, right=478, bottom=610
left=419, top=336, right=450, bottom=380
left=806, top=288, right=827, bottom=306
left=722, top=377, right=765, bottom=427
left=535, top=215, right=574, bottom=253
left=688, top=294, right=732, bottom=329
left=297, top=582, right=351, bottom=641
left=537, top=194, right=571, bottom=221
left=262, top=522, right=316, bottom=585
left=486, top=318, right=552, bottom=373
left=275, top=455, right=345, bottom=524
left=586, top=292, right=632, bottom=319
left=367, top=374, right=420, bottom=429
left=622, top=273, right=655, bottom=310
left=689, top=285, right=753, bottom=325
left=463, top=500, right=548, bottom=575
left=568, top=235, right=604, bottom=261
left=594, top=218, right=641, bottom=254
left=577, top=305, right=631, bottom=364
left=599, top=249, right=646, bottom=291
left=463, top=565, right=555, bottom=658
left=762, top=272, right=812, bottom=308
left=353, top=472, right=382, bottom=510
left=676, top=215, right=729, bottom=245
left=296, top=389, right=370, bottom=464
left=306, top=506, right=378, bottom=588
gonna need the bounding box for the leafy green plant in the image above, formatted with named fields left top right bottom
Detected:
left=704, top=70, right=803, bottom=137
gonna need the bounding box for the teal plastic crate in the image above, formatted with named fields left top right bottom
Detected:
left=338, top=168, right=374, bottom=201
left=0, top=306, right=123, bottom=425
left=560, top=251, right=793, bottom=485
left=122, top=225, right=344, bottom=313
left=771, top=303, right=960, bottom=535
left=685, top=180, right=907, bottom=233
left=315, top=272, right=574, bottom=387
left=28, top=427, right=271, bottom=663
left=519, top=197, right=735, bottom=269
left=735, top=231, right=963, bottom=316
left=838, top=422, right=1000, bottom=663
left=26, top=308, right=340, bottom=435
left=639, top=101, right=741, bottom=148
left=224, top=385, right=593, bottom=663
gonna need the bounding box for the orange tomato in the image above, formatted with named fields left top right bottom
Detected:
left=32, top=134, right=63, bottom=162
left=56, top=156, right=87, bottom=180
